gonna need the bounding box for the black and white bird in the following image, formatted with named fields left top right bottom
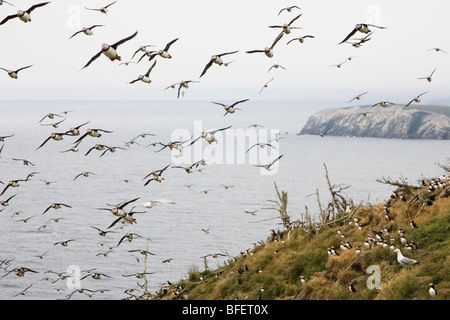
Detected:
left=200, top=50, right=238, bottom=78
left=339, top=23, right=386, bottom=44
left=42, top=203, right=72, bottom=214
left=81, top=31, right=138, bottom=69
left=211, top=99, right=249, bottom=116
left=246, top=32, right=284, bottom=58
left=428, top=283, right=437, bottom=297
left=268, top=14, right=302, bottom=35
left=278, top=5, right=301, bottom=16
left=73, top=128, right=113, bottom=147
left=69, top=25, right=105, bottom=39
left=189, top=126, right=232, bottom=145
left=143, top=38, right=179, bottom=62
left=0, top=2, right=50, bottom=25
left=286, top=35, right=315, bottom=45
left=129, top=61, right=157, bottom=84
left=404, top=92, right=428, bottom=108
left=349, top=282, right=356, bottom=292
left=0, top=65, right=32, bottom=79
left=348, top=91, right=369, bottom=103
left=254, top=154, right=283, bottom=171
left=427, top=47, right=447, bottom=54
left=418, top=68, right=436, bottom=83
left=410, top=219, right=418, bottom=229
left=85, top=1, right=117, bottom=14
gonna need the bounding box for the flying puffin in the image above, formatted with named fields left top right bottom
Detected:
left=81, top=31, right=138, bottom=69
left=200, top=50, right=238, bottom=78
left=339, top=23, right=386, bottom=44
left=0, top=2, right=50, bottom=25
left=85, top=1, right=117, bottom=15
left=69, top=25, right=105, bottom=39
left=128, top=61, right=157, bottom=84
left=0, top=65, right=32, bottom=79
left=246, top=32, right=284, bottom=58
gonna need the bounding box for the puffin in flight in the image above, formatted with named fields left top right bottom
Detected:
left=0, top=2, right=50, bottom=25
left=0, top=65, right=32, bottom=79
left=69, top=25, right=105, bottom=39
left=200, top=50, right=238, bottom=78
left=129, top=61, right=157, bottom=84
left=85, top=1, right=117, bottom=14
left=81, top=31, right=138, bottom=69
left=339, top=23, right=386, bottom=44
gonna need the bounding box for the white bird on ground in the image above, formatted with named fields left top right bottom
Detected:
left=393, top=248, right=419, bottom=266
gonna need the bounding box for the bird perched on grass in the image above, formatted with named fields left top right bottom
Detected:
left=393, top=248, right=419, bottom=266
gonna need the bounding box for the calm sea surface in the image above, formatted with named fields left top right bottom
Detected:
left=1, top=99, right=449, bottom=299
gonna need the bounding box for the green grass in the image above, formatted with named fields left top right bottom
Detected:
left=151, top=184, right=450, bottom=300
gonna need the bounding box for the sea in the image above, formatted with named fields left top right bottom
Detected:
left=0, top=98, right=449, bottom=300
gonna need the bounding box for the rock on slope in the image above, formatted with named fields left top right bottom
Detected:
left=299, top=105, right=450, bottom=139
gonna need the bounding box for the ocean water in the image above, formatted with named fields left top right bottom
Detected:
left=0, top=99, right=449, bottom=300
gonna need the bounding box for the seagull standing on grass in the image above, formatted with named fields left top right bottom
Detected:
left=393, top=248, right=419, bottom=266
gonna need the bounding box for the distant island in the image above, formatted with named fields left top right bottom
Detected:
left=298, top=105, right=450, bottom=139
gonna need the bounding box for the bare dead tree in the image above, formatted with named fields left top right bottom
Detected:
left=260, top=182, right=291, bottom=231
left=323, top=163, right=352, bottom=218
left=435, top=159, right=450, bottom=173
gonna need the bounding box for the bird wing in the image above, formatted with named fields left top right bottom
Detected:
left=401, top=256, right=418, bottom=265
left=108, top=216, right=123, bottom=229
left=97, top=128, right=113, bottom=133
left=246, top=49, right=265, bottom=54
left=246, top=144, right=258, bottom=153
left=81, top=51, right=102, bottom=70
left=105, top=1, right=117, bottom=9
left=210, top=101, right=225, bottom=107
left=188, top=136, right=202, bottom=146
left=0, top=184, right=10, bottom=196
left=270, top=154, right=284, bottom=166
left=339, top=28, right=358, bottom=44
left=177, top=83, right=184, bottom=98
left=90, top=24, right=105, bottom=30
left=0, top=14, right=18, bottom=25
left=163, top=38, right=179, bottom=51
left=118, top=197, right=140, bottom=209
left=218, top=50, right=239, bottom=57
left=288, top=13, right=302, bottom=25
left=116, top=235, right=128, bottom=247
left=69, top=30, right=82, bottom=39
left=430, top=68, right=437, bottom=77
left=231, top=99, right=250, bottom=108
left=145, top=60, right=157, bottom=77
left=271, top=32, right=284, bottom=49
left=26, top=2, right=50, bottom=14
left=403, top=98, right=415, bottom=108
left=200, top=60, right=213, bottom=78
left=366, top=24, right=387, bottom=29
left=112, top=31, right=138, bottom=49
left=36, top=136, right=52, bottom=150
left=210, top=125, right=232, bottom=134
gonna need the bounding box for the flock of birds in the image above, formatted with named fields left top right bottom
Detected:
left=0, top=1, right=448, bottom=300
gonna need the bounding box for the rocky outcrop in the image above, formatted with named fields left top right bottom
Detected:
left=299, top=105, right=450, bottom=139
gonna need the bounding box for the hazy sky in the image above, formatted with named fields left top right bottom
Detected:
left=0, top=0, right=449, bottom=105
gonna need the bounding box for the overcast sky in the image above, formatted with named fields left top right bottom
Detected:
left=0, top=0, right=449, bottom=104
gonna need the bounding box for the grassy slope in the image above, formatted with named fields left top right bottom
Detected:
left=151, top=183, right=450, bottom=300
